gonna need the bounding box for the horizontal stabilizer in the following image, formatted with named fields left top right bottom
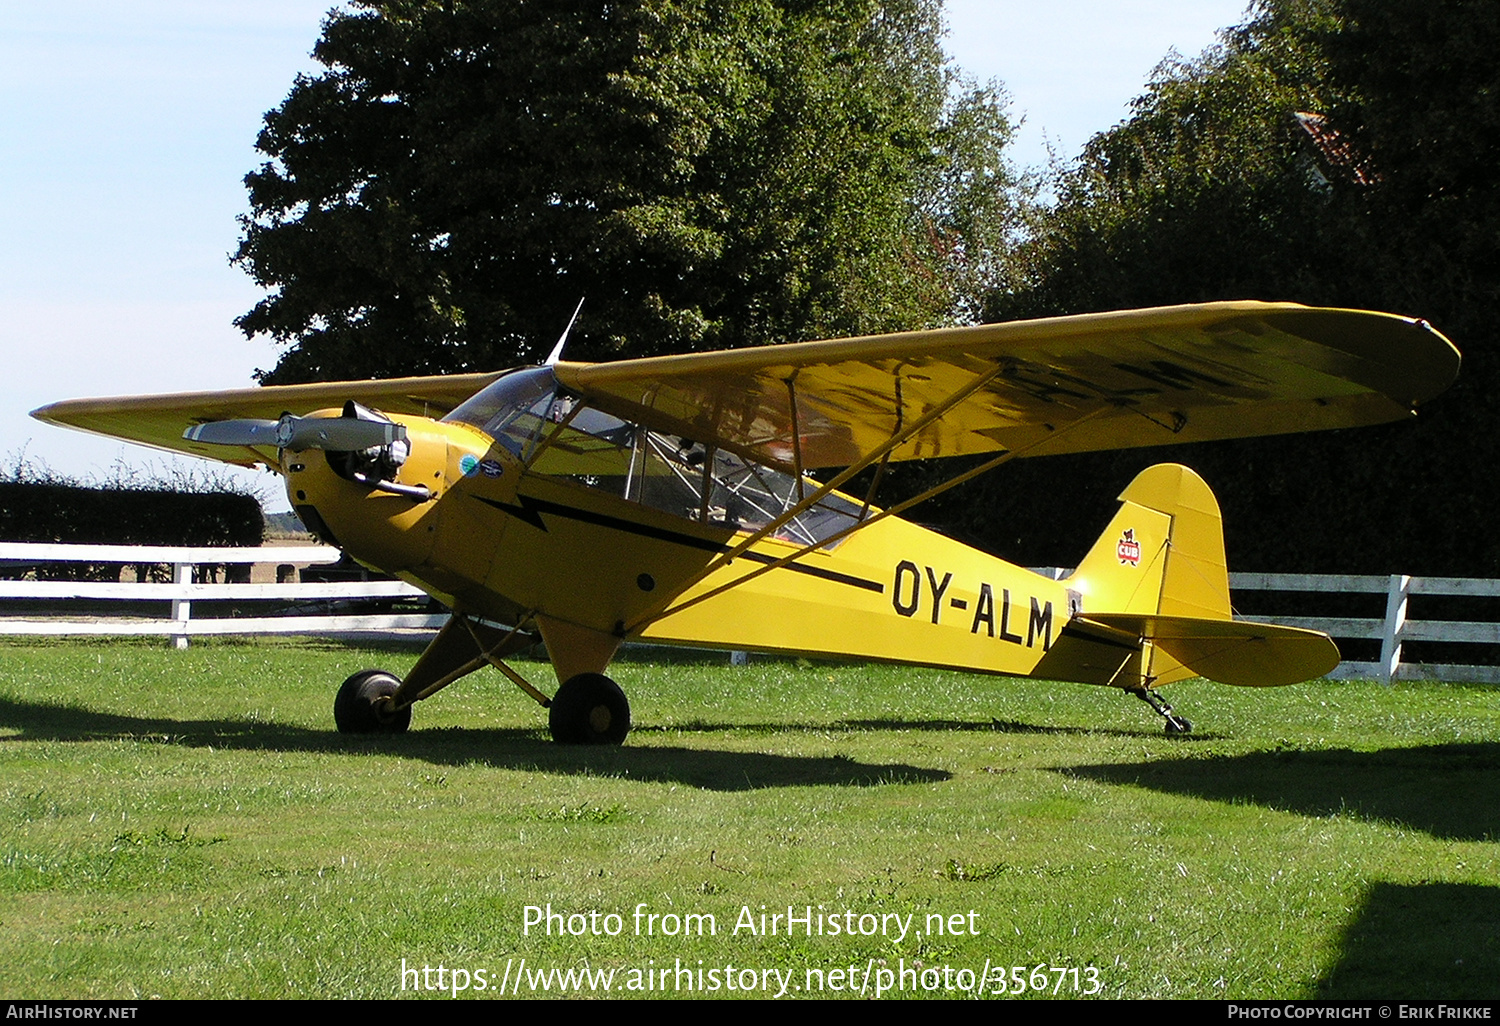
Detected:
left=1084, top=613, right=1340, bottom=687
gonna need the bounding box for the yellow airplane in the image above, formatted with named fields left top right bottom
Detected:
left=33, top=302, right=1459, bottom=742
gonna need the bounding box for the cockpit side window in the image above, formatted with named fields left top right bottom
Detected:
left=530, top=409, right=864, bottom=548
left=700, top=448, right=865, bottom=548
left=528, top=400, right=639, bottom=495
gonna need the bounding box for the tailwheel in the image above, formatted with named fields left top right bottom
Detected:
left=549, top=673, right=631, bottom=745
left=1128, top=687, right=1192, bottom=736
left=334, top=669, right=412, bottom=734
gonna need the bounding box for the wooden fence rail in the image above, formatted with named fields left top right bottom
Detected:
left=2, top=545, right=1497, bottom=683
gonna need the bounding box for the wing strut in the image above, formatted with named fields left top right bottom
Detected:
left=786, top=374, right=806, bottom=504
left=624, top=403, right=1114, bottom=634
left=623, top=362, right=1008, bottom=629
left=858, top=377, right=901, bottom=520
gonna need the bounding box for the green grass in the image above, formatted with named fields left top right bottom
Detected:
left=1, top=638, right=1497, bottom=999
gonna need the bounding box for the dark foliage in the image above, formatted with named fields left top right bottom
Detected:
left=949, top=0, right=1500, bottom=575
left=0, top=483, right=264, bottom=581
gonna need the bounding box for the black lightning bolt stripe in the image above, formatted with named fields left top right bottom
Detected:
left=472, top=493, right=884, bottom=594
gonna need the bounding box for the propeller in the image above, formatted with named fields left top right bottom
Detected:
left=183, top=413, right=407, bottom=453
left=183, top=403, right=431, bottom=501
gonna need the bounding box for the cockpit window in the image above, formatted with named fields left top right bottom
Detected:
left=528, top=405, right=865, bottom=548
left=445, top=369, right=865, bottom=548
left=703, top=449, right=866, bottom=547
left=442, top=367, right=561, bottom=459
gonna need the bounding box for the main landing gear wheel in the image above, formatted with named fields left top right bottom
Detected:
left=334, top=669, right=412, bottom=734
left=549, top=673, right=631, bottom=745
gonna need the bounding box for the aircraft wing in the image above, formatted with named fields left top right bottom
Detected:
left=31, top=372, right=505, bottom=468
left=33, top=302, right=1458, bottom=476
left=554, top=302, right=1460, bottom=472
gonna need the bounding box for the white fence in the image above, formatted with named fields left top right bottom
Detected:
left=0, top=542, right=444, bottom=649
left=2, top=544, right=1498, bottom=683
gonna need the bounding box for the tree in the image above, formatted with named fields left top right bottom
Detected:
left=235, top=0, right=1023, bottom=383
left=939, top=0, right=1500, bottom=576
left=991, top=3, right=1342, bottom=322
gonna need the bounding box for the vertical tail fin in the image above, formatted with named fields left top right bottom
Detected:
left=1068, top=464, right=1232, bottom=687
left=1071, top=463, right=1231, bottom=621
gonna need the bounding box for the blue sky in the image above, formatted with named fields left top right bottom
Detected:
left=1, top=0, right=1250, bottom=508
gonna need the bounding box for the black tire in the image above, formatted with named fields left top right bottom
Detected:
left=1165, top=718, right=1193, bottom=736
left=334, top=669, right=412, bottom=734
left=549, top=673, right=630, bottom=745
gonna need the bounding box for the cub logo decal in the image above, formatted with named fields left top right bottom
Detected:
left=1117, top=528, right=1141, bottom=566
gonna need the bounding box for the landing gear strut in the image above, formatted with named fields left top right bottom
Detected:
left=327, top=615, right=632, bottom=745
left=1128, top=687, right=1192, bottom=735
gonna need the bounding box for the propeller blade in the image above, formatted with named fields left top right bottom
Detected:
left=182, top=419, right=281, bottom=446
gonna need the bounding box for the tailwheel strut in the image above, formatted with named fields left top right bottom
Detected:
left=1128, top=687, right=1193, bottom=735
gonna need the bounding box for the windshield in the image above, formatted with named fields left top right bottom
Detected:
left=528, top=407, right=865, bottom=548
left=442, top=367, right=562, bottom=459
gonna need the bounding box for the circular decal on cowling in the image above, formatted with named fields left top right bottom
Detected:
left=479, top=459, right=504, bottom=478
left=459, top=454, right=479, bottom=476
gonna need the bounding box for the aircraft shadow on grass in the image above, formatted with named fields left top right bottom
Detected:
left=655, top=716, right=1166, bottom=738
left=847, top=717, right=1189, bottom=739
left=0, top=696, right=948, bottom=792
left=1058, top=743, right=1500, bottom=842
left=1316, top=881, right=1500, bottom=999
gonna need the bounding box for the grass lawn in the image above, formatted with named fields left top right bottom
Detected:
left=1, top=638, right=1497, bottom=999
